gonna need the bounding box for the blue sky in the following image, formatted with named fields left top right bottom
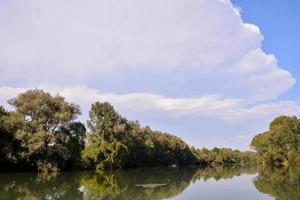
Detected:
left=0, top=0, right=299, bottom=150
left=233, top=0, right=300, bottom=101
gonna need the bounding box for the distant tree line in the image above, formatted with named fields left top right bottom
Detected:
left=0, top=89, right=256, bottom=173
left=191, top=147, right=256, bottom=166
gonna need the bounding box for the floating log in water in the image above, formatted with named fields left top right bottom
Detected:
left=135, top=183, right=168, bottom=188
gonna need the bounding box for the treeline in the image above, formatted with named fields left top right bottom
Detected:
left=0, top=89, right=255, bottom=173
left=191, top=147, right=256, bottom=166
left=251, top=116, right=300, bottom=167
left=82, top=101, right=197, bottom=170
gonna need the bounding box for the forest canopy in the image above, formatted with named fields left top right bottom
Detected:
left=0, top=90, right=86, bottom=173
left=0, top=89, right=268, bottom=174
left=251, top=116, right=300, bottom=167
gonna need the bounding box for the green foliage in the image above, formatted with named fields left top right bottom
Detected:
left=82, top=102, right=130, bottom=170
left=127, top=122, right=197, bottom=167
left=0, top=106, right=12, bottom=165
left=82, top=136, right=128, bottom=170
left=251, top=116, right=300, bottom=167
left=191, top=147, right=257, bottom=166
left=0, top=89, right=256, bottom=173
left=82, top=102, right=198, bottom=170
left=59, top=122, right=87, bottom=169
left=269, top=116, right=291, bottom=130
left=0, top=89, right=86, bottom=173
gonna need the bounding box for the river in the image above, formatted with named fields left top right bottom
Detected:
left=0, top=165, right=298, bottom=200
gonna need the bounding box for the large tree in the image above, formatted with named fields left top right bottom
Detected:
left=83, top=102, right=129, bottom=170
left=7, top=89, right=86, bottom=173
left=251, top=116, right=300, bottom=166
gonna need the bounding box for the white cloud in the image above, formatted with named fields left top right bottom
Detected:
left=0, top=0, right=295, bottom=102
left=231, top=49, right=295, bottom=102
left=0, top=0, right=298, bottom=149
left=1, top=85, right=299, bottom=122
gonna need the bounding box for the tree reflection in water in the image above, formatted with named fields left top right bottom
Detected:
left=1, top=165, right=299, bottom=200
left=0, top=172, right=83, bottom=200
left=254, top=165, right=300, bottom=200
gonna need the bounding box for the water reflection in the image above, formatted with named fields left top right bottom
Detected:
left=0, top=172, right=83, bottom=200
left=80, top=168, right=197, bottom=200
left=0, top=165, right=298, bottom=200
left=254, top=166, right=300, bottom=200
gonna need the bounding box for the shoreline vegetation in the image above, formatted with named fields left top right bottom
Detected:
left=0, top=89, right=299, bottom=175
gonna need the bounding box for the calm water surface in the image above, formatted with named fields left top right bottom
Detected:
left=0, top=165, right=298, bottom=200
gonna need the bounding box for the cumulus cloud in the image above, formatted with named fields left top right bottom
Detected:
left=0, top=0, right=298, bottom=149
left=231, top=49, right=295, bottom=101
left=0, top=0, right=295, bottom=102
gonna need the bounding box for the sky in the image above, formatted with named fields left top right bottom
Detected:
left=232, top=0, right=300, bottom=101
left=0, top=0, right=299, bottom=150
